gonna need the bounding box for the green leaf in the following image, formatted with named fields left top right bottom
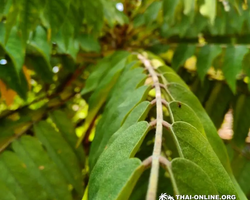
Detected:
left=162, top=0, right=179, bottom=22
left=4, top=2, right=19, bottom=42
left=222, top=45, right=248, bottom=93
left=89, top=121, right=149, bottom=200
left=77, top=52, right=129, bottom=147
left=0, top=180, right=16, bottom=200
left=204, top=82, right=233, bottom=128
left=108, top=101, right=151, bottom=146
left=232, top=153, right=250, bottom=197
left=12, top=136, right=72, bottom=200
left=242, top=51, right=250, bottom=90
left=61, top=18, right=74, bottom=50
left=0, top=151, right=48, bottom=200
left=183, top=0, right=195, bottom=15
left=0, top=60, right=28, bottom=99
left=89, top=84, right=150, bottom=170
left=50, top=110, right=85, bottom=166
left=167, top=83, right=232, bottom=173
left=172, top=44, right=195, bottom=71
left=83, top=0, right=103, bottom=32
left=78, top=34, right=100, bottom=52
left=200, top=0, right=216, bottom=25
left=171, top=158, right=218, bottom=195
left=19, top=0, right=44, bottom=44
left=30, top=26, right=51, bottom=63
left=102, top=1, right=129, bottom=27
left=34, top=121, right=84, bottom=196
left=232, top=95, right=250, bottom=147
left=169, top=101, right=205, bottom=136
left=43, top=0, right=71, bottom=35
left=88, top=63, right=149, bottom=169
left=144, top=2, right=162, bottom=24
left=196, top=45, right=222, bottom=81
left=160, top=71, right=189, bottom=89
left=27, top=26, right=53, bottom=82
left=94, top=159, right=144, bottom=200
left=170, top=122, right=238, bottom=196
left=5, top=27, right=25, bottom=75
left=81, top=58, right=110, bottom=95
left=25, top=56, right=53, bottom=83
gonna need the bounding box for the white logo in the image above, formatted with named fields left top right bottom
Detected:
left=159, top=193, right=175, bottom=200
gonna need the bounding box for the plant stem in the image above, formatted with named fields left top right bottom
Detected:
left=138, top=54, right=164, bottom=200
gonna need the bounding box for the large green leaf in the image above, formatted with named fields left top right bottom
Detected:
left=196, top=45, right=222, bottom=81
left=200, top=0, right=216, bottom=24
left=144, top=2, right=162, bottom=24
left=89, top=121, right=149, bottom=200
left=19, top=0, right=44, bottom=44
left=222, top=45, right=248, bottom=93
left=0, top=151, right=48, bottom=200
left=34, top=121, right=84, bottom=196
left=77, top=52, right=130, bottom=146
left=0, top=181, right=15, bottom=200
left=170, top=122, right=238, bottom=196
left=88, top=63, right=149, bottom=169
left=82, top=0, right=103, bottom=32
left=232, top=94, right=250, bottom=147
left=81, top=51, right=129, bottom=95
left=108, top=101, right=151, bottom=146
left=5, top=27, right=25, bottom=75
left=169, top=101, right=205, bottom=135
left=78, top=34, right=100, bottom=52
left=12, top=136, right=72, bottom=200
left=183, top=0, right=195, bottom=15
left=166, top=82, right=232, bottom=172
left=232, top=153, right=250, bottom=198
left=50, top=110, right=85, bottom=166
left=162, top=0, right=179, bottom=23
left=171, top=158, right=218, bottom=195
left=204, top=82, right=233, bottom=128
left=172, top=44, right=195, bottom=71
left=43, top=0, right=71, bottom=35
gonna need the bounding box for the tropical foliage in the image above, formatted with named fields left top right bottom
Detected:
left=0, top=0, right=250, bottom=199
